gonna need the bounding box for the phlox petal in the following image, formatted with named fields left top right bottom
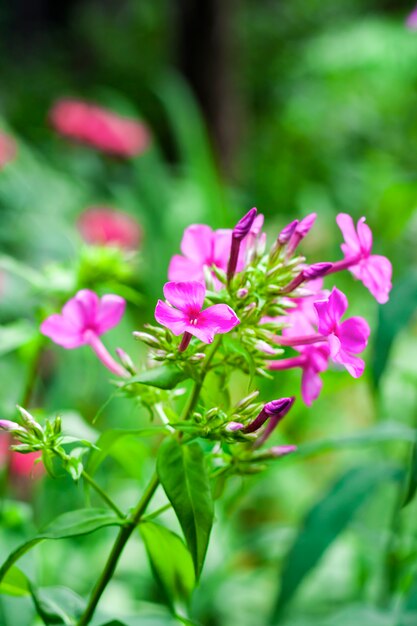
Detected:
left=334, top=350, right=365, bottom=378
left=40, top=314, right=85, bottom=348
left=301, top=366, right=323, bottom=406
left=96, top=295, right=126, bottom=334
left=198, top=303, right=240, bottom=336
left=338, top=316, right=370, bottom=354
left=154, top=300, right=188, bottom=336
left=336, top=213, right=361, bottom=255
left=168, top=255, right=205, bottom=283
left=163, top=281, right=206, bottom=314
left=357, top=217, right=372, bottom=254
left=180, top=224, right=214, bottom=264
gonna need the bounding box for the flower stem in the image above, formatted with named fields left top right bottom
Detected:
left=77, top=472, right=160, bottom=626
left=180, top=336, right=221, bottom=421
left=81, top=470, right=125, bottom=520
left=86, top=332, right=129, bottom=378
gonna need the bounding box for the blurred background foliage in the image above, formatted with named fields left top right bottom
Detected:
left=1, top=1, right=417, bottom=625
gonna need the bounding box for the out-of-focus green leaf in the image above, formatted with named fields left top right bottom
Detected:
left=157, top=439, right=213, bottom=577
left=296, top=421, right=416, bottom=458
left=140, top=521, right=195, bottom=614
left=0, top=321, right=38, bottom=356
left=270, top=464, right=403, bottom=621
left=0, top=255, right=46, bottom=289
left=0, top=509, right=124, bottom=582
left=30, top=586, right=86, bottom=626
left=124, top=366, right=189, bottom=390
left=372, top=272, right=417, bottom=386
left=87, top=428, right=166, bottom=476
left=0, top=567, right=29, bottom=597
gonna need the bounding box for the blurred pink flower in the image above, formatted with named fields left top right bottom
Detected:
left=168, top=225, right=239, bottom=287
left=0, top=435, right=43, bottom=479
left=77, top=207, right=141, bottom=250
left=41, top=289, right=127, bottom=377
left=330, top=213, right=392, bottom=304
left=49, top=99, right=151, bottom=157
left=155, top=281, right=239, bottom=350
left=314, top=287, right=370, bottom=378
left=0, top=131, right=17, bottom=169
left=406, top=6, right=417, bottom=28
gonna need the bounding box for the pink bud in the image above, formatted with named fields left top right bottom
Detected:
left=226, top=421, right=244, bottom=432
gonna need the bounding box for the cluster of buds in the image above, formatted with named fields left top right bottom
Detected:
left=0, top=408, right=91, bottom=481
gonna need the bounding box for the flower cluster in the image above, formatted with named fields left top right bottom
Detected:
left=36, top=207, right=391, bottom=464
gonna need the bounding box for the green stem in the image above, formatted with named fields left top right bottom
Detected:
left=142, top=502, right=172, bottom=521
left=81, top=470, right=125, bottom=520
left=180, top=336, right=221, bottom=421
left=77, top=472, right=160, bottom=626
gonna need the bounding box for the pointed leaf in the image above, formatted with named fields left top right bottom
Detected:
left=157, top=439, right=213, bottom=577
left=0, top=509, right=124, bottom=582
left=124, top=366, right=189, bottom=390
left=270, top=464, right=403, bottom=621
left=0, top=567, right=30, bottom=597
left=140, top=522, right=195, bottom=613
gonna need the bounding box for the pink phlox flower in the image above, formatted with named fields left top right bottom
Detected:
left=155, top=281, right=239, bottom=344
left=336, top=213, right=392, bottom=304
left=0, top=131, right=17, bottom=169
left=41, top=289, right=125, bottom=349
left=299, top=344, right=330, bottom=406
left=41, top=290, right=127, bottom=377
left=406, top=6, right=417, bottom=28
left=49, top=99, right=151, bottom=157
left=0, top=436, right=43, bottom=479
left=168, top=225, right=245, bottom=288
left=314, top=287, right=370, bottom=378
left=77, top=207, right=141, bottom=250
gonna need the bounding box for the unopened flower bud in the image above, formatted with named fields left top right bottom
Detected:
left=233, top=207, right=258, bottom=242
left=286, top=213, right=317, bottom=257
left=255, top=340, right=279, bottom=356
left=53, top=416, right=62, bottom=435
left=237, top=288, right=249, bottom=299
left=0, top=419, right=25, bottom=434
left=236, top=390, right=260, bottom=410
left=225, top=421, right=244, bottom=432
left=278, top=220, right=299, bottom=245
left=270, top=445, right=297, bottom=457
left=133, top=331, right=160, bottom=348
left=17, top=406, right=43, bottom=438
left=227, top=208, right=258, bottom=280
left=302, top=262, right=333, bottom=280
left=116, top=348, right=136, bottom=374
left=243, top=397, right=295, bottom=438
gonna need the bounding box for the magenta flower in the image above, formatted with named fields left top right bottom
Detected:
left=41, top=289, right=127, bottom=377
left=269, top=344, right=330, bottom=406
left=49, top=99, right=151, bottom=158
left=77, top=207, right=141, bottom=250
left=331, top=213, right=392, bottom=304
left=314, top=287, right=370, bottom=378
left=168, top=225, right=237, bottom=287
left=155, top=281, right=239, bottom=351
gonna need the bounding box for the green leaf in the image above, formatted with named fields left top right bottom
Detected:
left=124, top=366, right=189, bottom=390
left=372, top=272, right=417, bottom=386
left=140, top=522, right=195, bottom=614
left=296, top=421, right=416, bottom=457
left=157, top=439, right=214, bottom=577
left=0, top=567, right=29, bottom=597
left=0, top=509, right=124, bottom=582
left=270, top=464, right=403, bottom=621
left=29, top=586, right=86, bottom=625
left=87, top=428, right=166, bottom=476
left=0, top=321, right=38, bottom=356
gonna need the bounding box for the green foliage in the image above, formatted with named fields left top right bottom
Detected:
left=140, top=521, right=196, bottom=614
left=157, top=439, right=214, bottom=577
